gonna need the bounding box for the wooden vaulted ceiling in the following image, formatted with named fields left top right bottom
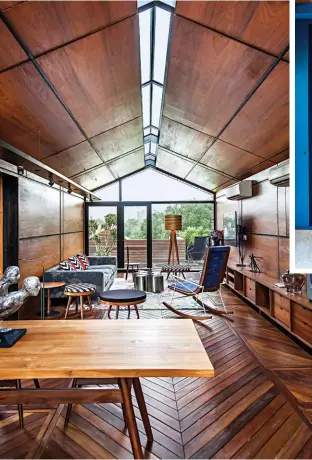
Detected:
left=0, top=1, right=289, bottom=193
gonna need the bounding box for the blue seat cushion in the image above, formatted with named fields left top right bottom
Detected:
left=168, top=281, right=198, bottom=293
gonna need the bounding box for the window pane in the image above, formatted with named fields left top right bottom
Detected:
left=142, top=84, right=151, bottom=127
left=139, top=10, right=151, bottom=84
left=153, top=7, right=171, bottom=83
left=144, top=126, right=151, bottom=136
left=122, top=168, right=214, bottom=201
left=151, top=83, right=163, bottom=128
left=88, top=206, right=117, bottom=259
left=95, top=182, right=119, bottom=201
left=151, top=126, right=159, bottom=136
left=144, top=142, right=150, bottom=154
left=150, top=142, right=157, bottom=154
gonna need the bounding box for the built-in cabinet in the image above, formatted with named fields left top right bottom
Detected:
left=226, top=263, right=312, bottom=349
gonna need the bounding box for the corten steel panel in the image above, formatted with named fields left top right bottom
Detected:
left=38, top=16, right=141, bottom=138
left=63, top=192, right=84, bottom=234
left=0, top=62, right=84, bottom=158
left=0, top=21, right=27, bottom=71
left=187, top=164, right=231, bottom=190
left=157, top=148, right=194, bottom=178
left=159, top=117, right=214, bottom=161
left=92, top=117, right=143, bottom=163
left=109, top=149, right=144, bottom=178
left=220, top=61, right=289, bottom=159
left=73, top=165, right=114, bottom=190
left=4, top=1, right=137, bottom=55
left=43, top=141, right=102, bottom=176
left=62, top=232, right=84, bottom=260
left=0, top=2, right=23, bottom=11
left=200, top=140, right=262, bottom=177
left=175, top=1, right=289, bottom=57
left=163, top=15, right=275, bottom=136
left=19, top=177, right=61, bottom=239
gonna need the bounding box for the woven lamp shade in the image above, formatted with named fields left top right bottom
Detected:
left=165, top=215, right=182, bottom=231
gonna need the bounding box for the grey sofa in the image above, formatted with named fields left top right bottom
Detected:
left=44, top=256, right=117, bottom=298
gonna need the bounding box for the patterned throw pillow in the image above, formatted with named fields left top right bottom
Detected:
left=59, top=260, right=77, bottom=271
left=68, top=256, right=86, bottom=270
left=77, top=253, right=90, bottom=268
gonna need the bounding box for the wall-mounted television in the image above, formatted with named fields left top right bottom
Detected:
left=223, top=212, right=237, bottom=247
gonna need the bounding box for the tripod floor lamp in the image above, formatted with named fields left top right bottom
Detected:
left=165, top=215, right=182, bottom=265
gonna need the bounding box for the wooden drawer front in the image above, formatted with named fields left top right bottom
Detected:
left=272, top=293, right=290, bottom=327
left=245, top=278, right=256, bottom=303
left=292, top=303, right=312, bottom=345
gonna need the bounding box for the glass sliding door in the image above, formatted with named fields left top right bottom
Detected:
left=124, top=206, right=148, bottom=268
left=88, top=206, right=118, bottom=260
left=151, top=202, right=214, bottom=268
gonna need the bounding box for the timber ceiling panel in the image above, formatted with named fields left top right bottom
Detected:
left=109, top=148, right=144, bottom=178
left=157, top=148, right=194, bottom=178
left=4, top=1, right=137, bottom=55
left=92, top=117, right=143, bottom=163
left=187, top=164, right=232, bottom=190
left=0, top=2, right=22, bottom=11
left=38, top=16, right=141, bottom=138
left=0, top=21, right=27, bottom=71
left=163, top=15, right=275, bottom=137
left=199, top=140, right=263, bottom=177
left=159, top=117, right=214, bottom=161
left=43, top=141, right=102, bottom=178
left=0, top=62, right=84, bottom=158
left=73, top=164, right=114, bottom=190
left=219, top=61, right=289, bottom=158
left=175, top=1, right=289, bottom=57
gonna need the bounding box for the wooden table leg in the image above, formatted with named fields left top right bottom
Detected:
left=128, top=305, right=131, bottom=319
left=65, top=296, right=72, bottom=319
left=119, top=378, right=143, bottom=459
left=47, top=288, right=51, bottom=315
left=108, top=305, right=112, bottom=319
left=133, top=378, right=153, bottom=443
left=134, top=305, right=140, bottom=319
left=80, top=296, right=84, bottom=320
left=116, top=306, right=120, bottom=319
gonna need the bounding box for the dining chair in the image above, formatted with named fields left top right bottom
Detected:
left=0, top=379, right=40, bottom=427
left=163, top=246, right=233, bottom=327
left=125, top=246, right=140, bottom=280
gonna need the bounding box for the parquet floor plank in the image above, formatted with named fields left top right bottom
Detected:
left=0, top=288, right=311, bottom=459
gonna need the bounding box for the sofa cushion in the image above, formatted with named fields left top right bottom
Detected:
left=59, top=260, right=76, bottom=271
left=68, top=256, right=86, bottom=270
left=88, top=265, right=117, bottom=276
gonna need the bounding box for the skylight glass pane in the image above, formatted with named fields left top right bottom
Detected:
left=139, top=9, right=151, bottom=84
left=151, top=127, right=159, bottom=136
left=144, top=142, right=150, bottom=154
left=142, top=84, right=151, bottom=127
left=150, top=142, right=157, bottom=155
left=154, top=7, right=171, bottom=83
left=151, top=84, right=163, bottom=128
left=144, top=127, right=151, bottom=136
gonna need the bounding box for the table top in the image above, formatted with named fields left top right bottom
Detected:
left=0, top=320, right=214, bottom=380
left=41, top=281, right=65, bottom=289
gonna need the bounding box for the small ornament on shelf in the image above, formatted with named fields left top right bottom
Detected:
left=282, top=270, right=305, bottom=294
left=210, top=230, right=224, bottom=246
left=249, top=254, right=263, bottom=273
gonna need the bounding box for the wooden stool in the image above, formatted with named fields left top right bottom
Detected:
left=64, top=283, right=96, bottom=320
left=98, top=289, right=146, bottom=319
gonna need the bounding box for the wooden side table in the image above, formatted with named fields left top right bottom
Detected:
left=41, top=281, right=65, bottom=318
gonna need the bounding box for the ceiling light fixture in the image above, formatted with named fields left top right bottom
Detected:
left=138, top=0, right=175, bottom=166
left=67, top=183, right=72, bottom=194
left=48, top=172, right=54, bottom=187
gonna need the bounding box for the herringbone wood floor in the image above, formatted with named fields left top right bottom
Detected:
left=1, top=286, right=312, bottom=459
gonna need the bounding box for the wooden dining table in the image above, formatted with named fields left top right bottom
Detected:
left=0, top=319, right=214, bottom=458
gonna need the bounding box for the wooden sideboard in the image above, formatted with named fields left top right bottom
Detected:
left=225, top=262, right=312, bottom=349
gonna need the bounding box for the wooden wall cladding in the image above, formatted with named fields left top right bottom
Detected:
left=4, top=1, right=136, bottom=56
left=19, top=178, right=60, bottom=238
left=62, top=192, right=84, bottom=234
left=0, top=62, right=84, bottom=159
left=175, top=1, right=289, bottom=57
left=163, top=15, right=275, bottom=137
left=216, top=166, right=289, bottom=278
left=0, top=21, right=27, bottom=71
left=62, top=232, right=84, bottom=261
left=220, top=62, right=289, bottom=159
left=38, top=16, right=141, bottom=138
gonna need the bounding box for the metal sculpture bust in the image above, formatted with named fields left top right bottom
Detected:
left=0, top=266, right=20, bottom=296
left=0, top=268, right=41, bottom=347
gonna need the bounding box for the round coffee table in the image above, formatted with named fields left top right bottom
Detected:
left=98, top=289, right=146, bottom=319
left=41, top=281, right=65, bottom=318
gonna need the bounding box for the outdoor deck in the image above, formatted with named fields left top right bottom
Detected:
left=0, top=287, right=311, bottom=459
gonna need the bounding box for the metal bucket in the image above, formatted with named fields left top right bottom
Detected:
left=134, top=273, right=146, bottom=291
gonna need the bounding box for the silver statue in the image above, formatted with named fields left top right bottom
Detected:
left=0, top=266, right=20, bottom=296
left=0, top=276, right=41, bottom=333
